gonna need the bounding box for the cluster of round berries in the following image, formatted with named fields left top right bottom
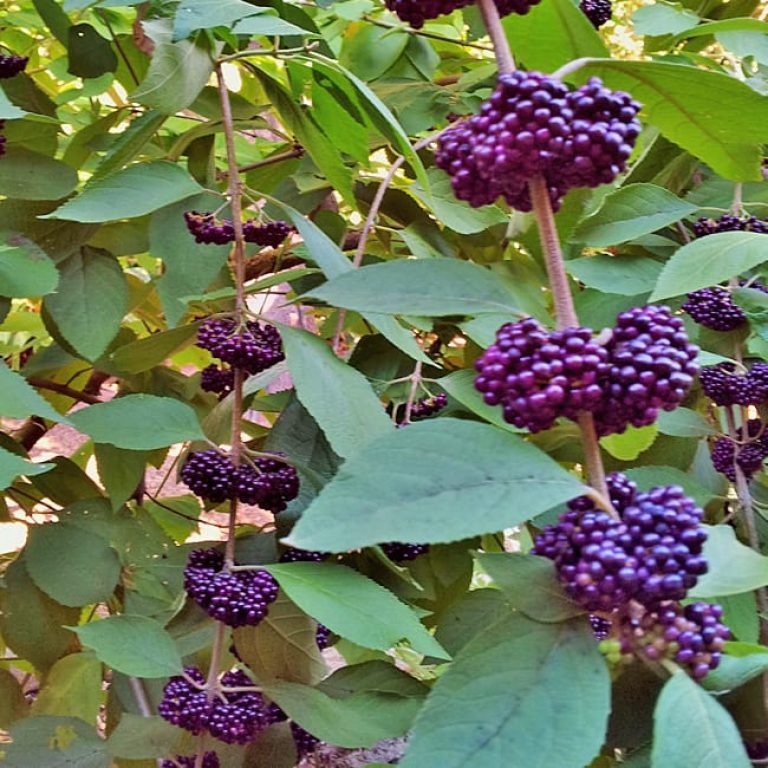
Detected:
left=682, top=281, right=768, bottom=331
left=184, top=548, right=279, bottom=628
left=534, top=474, right=725, bottom=676
left=291, top=722, right=324, bottom=759
left=700, top=361, right=768, bottom=407
left=181, top=450, right=300, bottom=513
left=383, top=0, right=540, bottom=29
left=159, top=666, right=283, bottom=744
left=382, top=542, right=430, bottom=562
left=409, top=392, right=448, bottom=421
left=693, top=213, right=768, bottom=237
left=475, top=306, right=699, bottom=435
left=436, top=71, right=641, bottom=211
left=162, top=753, right=219, bottom=768
left=580, top=0, right=612, bottom=27
left=617, top=601, right=729, bottom=680
left=711, top=419, right=768, bottom=482
left=279, top=547, right=328, bottom=563
left=0, top=53, right=28, bottom=79
left=197, top=317, right=284, bottom=375
left=184, top=211, right=294, bottom=247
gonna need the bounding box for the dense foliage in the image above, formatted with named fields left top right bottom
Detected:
left=1, top=0, right=768, bottom=766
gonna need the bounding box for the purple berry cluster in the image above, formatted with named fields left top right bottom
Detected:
left=618, top=601, right=730, bottom=679
left=201, top=364, right=235, bottom=399
left=197, top=317, right=284, bottom=375
left=475, top=306, right=698, bottom=435
left=381, top=541, right=430, bottom=562
left=682, top=281, right=768, bottom=331
left=159, top=666, right=283, bottom=745
left=184, top=548, right=279, bottom=628
left=410, top=393, right=448, bottom=421
left=316, top=622, right=332, bottom=650
left=279, top=548, right=328, bottom=563
left=700, top=361, right=768, bottom=406
left=383, top=0, right=539, bottom=29
left=580, top=0, right=612, bottom=27
left=436, top=71, right=640, bottom=211
left=590, top=614, right=612, bottom=640
left=0, top=54, right=28, bottom=79
left=180, top=450, right=300, bottom=513
left=711, top=419, right=768, bottom=482
left=291, top=721, right=324, bottom=759
left=693, top=213, right=768, bottom=237
left=184, top=211, right=294, bottom=247
left=162, top=753, right=219, bottom=768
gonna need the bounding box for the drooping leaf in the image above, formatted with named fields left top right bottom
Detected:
left=32, top=652, right=104, bottom=724
left=43, top=245, right=129, bottom=360
left=656, top=408, right=716, bottom=438
left=233, top=12, right=309, bottom=36
left=0, top=244, right=59, bottom=297
left=174, top=0, right=263, bottom=40
left=73, top=615, right=183, bottom=678
left=600, top=424, right=658, bottom=461
left=703, top=648, right=768, bottom=693
left=0, top=362, right=67, bottom=422
left=651, top=672, right=751, bottom=767
left=0, top=146, right=78, bottom=201
left=108, top=322, right=199, bottom=373
left=566, top=255, right=662, bottom=297
left=106, top=714, right=182, bottom=759
left=0, top=445, right=53, bottom=489
left=632, top=3, right=699, bottom=36
left=434, top=589, right=511, bottom=656
left=93, top=444, right=147, bottom=511
left=41, top=161, right=202, bottom=222
left=265, top=562, right=447, bottom=659
left=69, top=394, right=206, bottom=449
left=400, top=614, right=611, bottom=768
left=0, top=668, right=26, bottom=728
left=25, top=522, right=122, bottom=607
left=286, top=419, right=584, bottom=552
left=67, top=23, right=118, bottom=79
left=440, top=369, right=523, bottom=433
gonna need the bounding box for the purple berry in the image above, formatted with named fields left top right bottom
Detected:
left=233, top=455, right=300, bottom=513
left=279, top=548, right=328, bottom=563
left=291, top=721, right=324, bottom=758
left=409, top=393, right=448, bottom=421
left=381, top=542, right=430, bottom=562
left=682, top=286, right=746, bottom=331
left=184, top=548, right=279, bottom=628
left=242, top=219, right=294, bottom=248
left=474, top=317, right=610, bottom=432
left=580, top=0, right=612, bottom=26
left=383, top=0, right=540, bottom=29
left=316, top=623, right=332, bottom=650
left=693, top=213, right=768, bottom=237
left=590, top=614, right=612, bottom=640
left=183, top=211, right=234, bottom=245
left=181, top=450, right=235, bottom=504
left=197, top=317, right=284, bottom=374
left=158, top=667, right=210, bottom=735
left=711, top=419, right=768, bottom=481
left=201, top=364, right=236, bottom=398
left=161, top=753, right=219, bottom=768
left=0, top=54, right=28, bottom=79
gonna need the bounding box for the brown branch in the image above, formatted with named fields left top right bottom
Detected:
left=218, top=146, right=304, bottom=179
left=26, top=378, right=102, bottom=405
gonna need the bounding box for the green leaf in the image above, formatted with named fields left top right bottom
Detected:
left=632, top=2, right=699, bottom=35
left=318, top=660, right=428, bottom=699
left=25, top=522, right=122, bottom=607
left=0, top=445, right=53, bottom=489
left=69, top=394, right=206, bottom=449
left=43, top=246, right=129, bottom=360
left=401, top=615, right=610, bottom=768
left=656, top=408, right=716, bottom=438
left=1, top=716, right=110, bottom=768
left=174, top=0, right=263, bottom=39
left=572, top=184, right=698, bottom=246
left=233, top=593, right=327, bottom=685
left=576, top=60, right=768, bottom=181
left=261, top=679, right=423, bottom=748
left=624, top=465, right=715, bottom=507
left=502, top=0, right=607, bottom=71
left=106, top=714, right=181, bottom=759
left=0, top=362, right=67, bottom=422
left=440, top=369, right=523, bottom=433
left=566, top=255, right=662, bottom=296
left=234, top=12, right=309, bottom=36
left=265, top=562, right=448, bottom=659
left=73, top=615, right=183, bottom=678
left=0, top=86, right=27, bottom=119
left=286, top=419, right=584, bottom=551
left=434, top=589, right=511, bottom=656
left=67, top=23, right=118, bottom=79
left=0, top=244, right=59, bottom=297
left=307, top=260, right=519, bottom=316
left=650, top=232, right=768, bottom=301
left=41, top=161, right=203, bottom=222
left=703, top=648, right=768, bottom=693
left=94, top=444, right=147, bottom=511
left=0, top=557, right=80, bottom=672
left=32, top=0, right=72, bottom=44
left=476, top=553, right=584, bottom=622
left=280, top=325, right=393, bottom=459
left=600, top=424, right=658, bottom=461
left=691, top=525, right=768, bottom=597
left=651, top=672, right=750, bottom=768
left=0, top=668, right=26, bottom=729
left=0, top=146, right=78, bottom=201
left=32, top=652, right=103, bottom=724
left=679, top=18, right=768, bottom=39
left=108, top=322, right=199, bottom=373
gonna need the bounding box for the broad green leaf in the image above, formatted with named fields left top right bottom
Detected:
left=503, top=0, right=606, bottom=71
left=43, top=246, right=128, bottom=360
left=67, top=23, right=117, bottom=78
left=0, top=557, right=80, bottom=672
left=0, top=362, right=67, bottom=422
left=651, top=673, right=750, bottom=767
left=434, top=589, right=511, bottom=656
left=73, top=615, right=183, bottom=678
left=108, top=322, right=199, bottom=373
left=625, top=465, right=716, bottom=507
left=632, top=2, right=699, bottom=35
left=566, top=255, right=662, bottom=296
left=572, top=184, right=698, bottom=246
left=32, top=0, right=72, bottom=44
left=0, top=244, right=58, bottom=297
left=1, top=716, right=110, bottom=768
left=0, top=146, right=78, bottom=200
left=233, top=593, right=327, bottom=685
left=476, top=553, right=584, bottom=622
left=656, top=408, right=716, bottom=438
left=401, top=615, right=610, bottom=768
left=691, top=525, right=768, bottom=597
left=32, top=652, right=103, bottom=724
left=261, top=679, right=423, bottom=748
left=265, top=562, right=448, bottom=659
left=440, top=369, right=522, bottom=433
left=233, top=12, right=309, bottom=36
left=650, top=232, right=768, bottom=301
left=25, top=522, right=121, bottom=607
left=318, top=661, right=428, bottom=699
left=94, top=444, right=147, bottom=511
left=307, top=260, right=520, bottom=316
left=716, top=592, right=759, bottom=644
left=174, top=0, right=263, bottom=39
left=286, top=419, right=585, bottom=551
left=280, top=325, right=393, bottom=458
left=106, top=714, right=181, bottom=759
left=69, top=394, right=206, bottom=449
left=0, top=668, right=26, bottom=728
left=703, top=648, right=768, bottom=693
left=576, top=60, right=768, bottom=181
left=679, top=18, right=768, bottom=39
left=0, top=445, right=53, bottom=489
left=600, top=424, right=658, bottom=461
left=0, top=86, right=27, bottom=119
left=244, top=721, right=298, bottom=768
left=41, top=161, right=203, bottom=222
left=718, top=31, right=768, bottom=66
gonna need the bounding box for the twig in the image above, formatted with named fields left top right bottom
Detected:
left=476, top=0, right=515, bottom=73
left=97, top=8, right=140, bottom=86
left=218, top=146, right=304, bottom=179
left=403, top=362, right=424, bottom=425
left=218, top=43, right=319, bottom=63
left=128, top=677, right=163, bottom=768
left=26, top=377, right=102, bottom=404
left=362, top=13, right=494, bottom=52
